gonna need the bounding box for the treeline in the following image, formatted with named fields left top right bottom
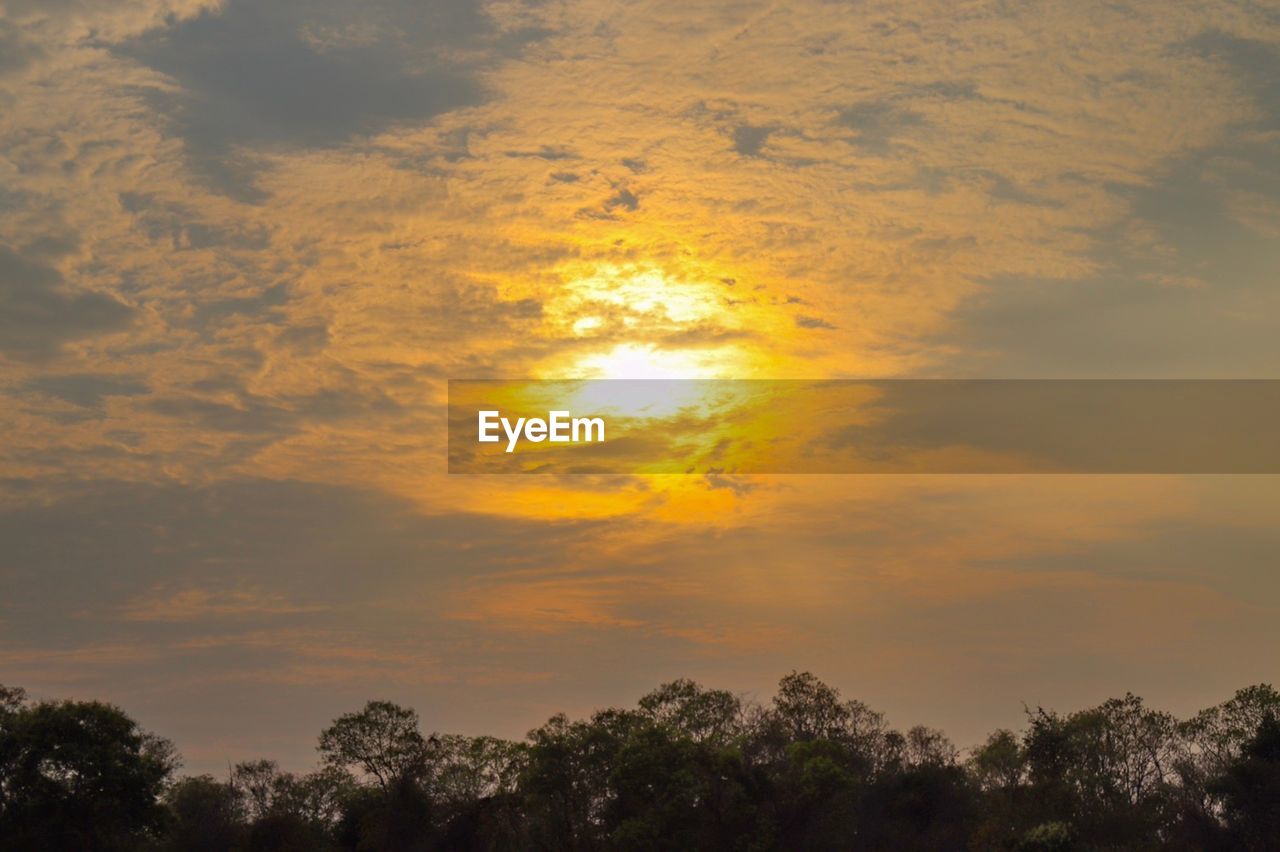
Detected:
left=2, top=674, right=1279, bottom=851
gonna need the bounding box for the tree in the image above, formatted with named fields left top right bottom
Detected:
left=335, top=774, right=435, bottom=852
left=519, top=709, right=642, bottom=850
left=971, top=729, right=1025, bottom=793
left=606, top=721, right=711, bottom=850
left=428, top=734, right=525, bottom=806
left=770, top=671, right=852, bottom=741
left=319, top=700, right=429, bottom=790
left=0, top=689, right=177, bottom=851
left=1183, top=685, right=1280, bottom=776
left=1021, top=694, right=1180, bottom=846
left=0, top=685, right=26, bottom=714
left=856, top=760, right=975, bottom=851
left=903, top=725, right=959, bottom=767
left=161, top=775, right=247, bottom=852
left=637, top=679, right=743, bottom=745
left=1178, top=684, right=1280, bottom=804
left=224, top=757, right=355, bottom=850
left=10, top=675, right=1280, bottom=851
left=1210, top=712, right=1280, bottom=850
left=968, top=729, right=1032, bottom=849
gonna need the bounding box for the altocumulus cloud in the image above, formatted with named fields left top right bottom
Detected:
left=115, top=0, right=549, bottom=198
left=0, top=247, right=134, bottom=360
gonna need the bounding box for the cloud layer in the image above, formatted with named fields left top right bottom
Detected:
left=1, top=0, right=1278, bottom=772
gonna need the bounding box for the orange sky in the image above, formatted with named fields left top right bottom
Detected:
left=1, top=0, right=1278, bottom=774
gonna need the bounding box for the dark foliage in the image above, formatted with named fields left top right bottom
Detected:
left=0, top=689, right=176, bottom=850
left=2, top=675, right=1278, bottom=851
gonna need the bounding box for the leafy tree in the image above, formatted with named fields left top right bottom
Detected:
left=319, top=701, right=428, bottom=790
left=770, top=671, right=851, bottom=741
left=856, top=760, right=975, bottom=851
left=5, top=676, right=1280, bottom=851
left=160, top=775, right=247, bottom=852
left=1183, top=685, right=1280, bottom=776
left=968, top=729, right=1032, bottom=849
left=428, top=734, right=525, bottom=806
left=1015, top=820, right=1076, bottom=852
left=1177, top=684, right=1280, bottom=805
left=519, top=709, right=646, bottom=850
left=0, top=685, right=27, bottom=714
left=231, top=759, right=352, bottom=827
left=1022, top=693, right=1179, bottom=846
left=0, top=688, right=177, bottom=851
left=903, top=725, right=960, bottom=767
left=1209, top=712, right=1280, bottom=850
left=606, top=721, right=710, bottom=849
left=748, top=673, right=888, bottom=847
left=971, top=729, right=1025, bottom=792
left=637, top=679, right=743, bottom=745
left=334, top=775, right=435, bottom=852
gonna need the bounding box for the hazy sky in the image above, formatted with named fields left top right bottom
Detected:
left=1, top=0, right=1278, bottom=774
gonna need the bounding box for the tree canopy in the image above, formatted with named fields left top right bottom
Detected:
left=2, top=674, right=1278, bottom=850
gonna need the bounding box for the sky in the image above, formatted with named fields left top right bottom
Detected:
left=1, top=0, right=1278, bottom=775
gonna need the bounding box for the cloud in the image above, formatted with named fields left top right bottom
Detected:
left=938, top=140, right=1280, bottom=376
left=25, top=373, right=149, bottom=408
left=1, top=0, right=1279, bottom=777
left=0, top=21, right=42, bottom=75
left=1184, top=30, right=1280, bottom=128
left=732, top=124, right=775, bottom=157
left=118, top=587, right=329, bottom=622
left=836, top=100, right=927, bottom=155
left=0, top=476, right=604, bottom=645
left=0, top=247, right=135, bottom=360
left=112, top=0, right=540, bottom=198
left=120, top=0, right=490, bottom=147
left=190, top=283, right=289, bottom=328
left=604, top=186, right=639, bottom=212
left=795, top=314, right=836, bottom=329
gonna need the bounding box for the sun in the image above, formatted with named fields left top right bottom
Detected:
left=575, top=342, right=725, bottom=380
left=540, top=262, right=754, bottom=380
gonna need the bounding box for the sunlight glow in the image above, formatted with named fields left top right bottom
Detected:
left=576, top=343, right=718, bottom=380
left=563, top=266, right=717, bottom=326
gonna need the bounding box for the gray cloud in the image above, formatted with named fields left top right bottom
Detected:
left=504, top=146, right=577, bottom=160
left=939, top=143, right=1280, bottom=376
left=145, top=380, right=404, bottom=438
left=836, top=100, right=926, bottom=154
left=0, top=476, right=613, bottom=767
left=119, top=192, right=271, bottom=250
left=604, top=186, right=639, bottom=212
left=1185, top=30, right=1280, bottom=129
left=274, top=322, right=329, bottom=354
left=0, top=247, right=135, bottom=360
left=190, top=283, right=290, bottom=329
left=732, top=124, right=775, bottom=157
left=0, top=21, right=42, bottom=75
left=795, top=314, right=836, bottom=330
left=115, top=0, right=541, bottom=198
left=25, top=373, right=149, bottom=408
left=0, top=478, right=597, bottom=630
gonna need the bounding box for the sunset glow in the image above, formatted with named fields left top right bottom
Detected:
left=1, top=0, right=1277, bottom=789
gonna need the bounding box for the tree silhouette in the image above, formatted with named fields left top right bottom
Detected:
left=1210, top=712, right=1280, bottom=850
left=3, top=675, right=1280, bottom=850
left=318, top=701, right=429, bottom=790
left=0, top=688, right=176, bottom=850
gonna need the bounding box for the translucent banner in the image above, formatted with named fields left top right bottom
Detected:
left=447, top=380, right=1280, bottom=474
